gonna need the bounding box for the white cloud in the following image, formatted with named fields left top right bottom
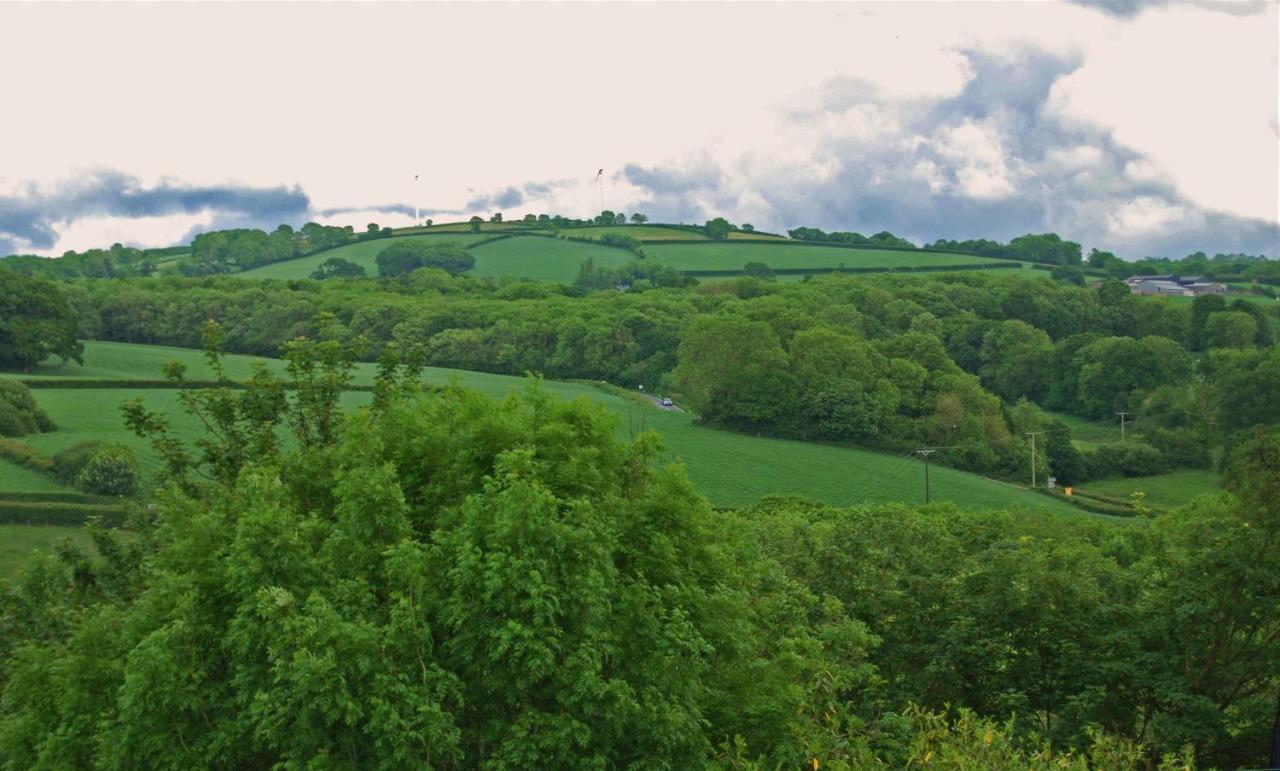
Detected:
left=0, top=1, right=1274, bottom=257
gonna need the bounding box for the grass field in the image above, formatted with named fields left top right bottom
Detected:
left=0, top=340, right=334, bottom=382
left=10, top=342, right=1090, bottom=516
left=645, top=243, right=1016, bottom=272
left=562, top=225, right=709, bottom=241
left=1048, top=411, right=1124, bottom=449
left=1079, top=469, right=1221, bottom=512
left=238, top=233, right=495, bottom=280
left=468, top=236, right=635, bottom=283
left=0, top=525, right=93, bottom=581
left=0, top=459, right=66, bottom=493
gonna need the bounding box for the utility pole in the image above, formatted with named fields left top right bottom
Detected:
left=916, top=449, right=935, bottom=503
left=1025, top=432, right=1042, bottom=489
left=1116, top=411, right=1129, bottom=443
left=413, top=174, right=420, bottom=224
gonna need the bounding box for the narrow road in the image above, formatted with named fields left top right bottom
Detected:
left=638, top=393, right=684, bottom=413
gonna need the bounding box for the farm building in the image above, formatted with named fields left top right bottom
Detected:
left=1125, top=275, right=1226, bottom=297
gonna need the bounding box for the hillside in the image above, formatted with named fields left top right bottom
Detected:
left=4, top=341, right=1089, bottom=516
left=229, top=222, right=1030, bottom=284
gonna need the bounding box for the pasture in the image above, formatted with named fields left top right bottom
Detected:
left=0, top=525, right=93, bottom=580
left=14, top=342, right=1086, bottom=516
left=467, top=236, right=634, bottom=283
left=562, top=225, right=709, bottom=241
left=645, top=242, right=1016, bottom=272
left=1078, top=468, right=1221, bottom=512
left=239, top=233, right=495, bottom=280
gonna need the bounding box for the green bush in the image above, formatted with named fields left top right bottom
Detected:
left=52, top=441, right=106, bottom=484
left=1087, top=441, right=1169, bottom=478
left=0, top=381, right=54, bottom=436
left=1148, top=427, right=1212, bottom=469
left=75, top=445, right=140, bottom=497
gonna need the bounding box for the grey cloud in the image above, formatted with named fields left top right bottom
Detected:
left=523, top=178, right=576, bottom=198
left=0, top=171, right=310, bottom=254
left=465, top=186, right=524, bottom=212
left=621, top=48, right=1279, bottom=259
left=1068, top=0, right=1268, bottom=17
left=316, top=204, right=461, bottom=219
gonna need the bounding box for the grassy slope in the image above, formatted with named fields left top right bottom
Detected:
left=17, top=343, right=1086, bottom=515
left=0, top=459, right=66, bottom=493
left=1047, top=411, right=1123, bottom=449
left=645, top=242, right=1015, bottom=272
left=0, top=340, right=318, bottom=382
left=468, top=236, right=635, bottom=284
left=0, top=525, right=93, bottom=581
left=562, top=225, right=709, bottom=241
left=1079, top=469, right=1221, bottom=511
left=239, top=233, right=495, bottom=280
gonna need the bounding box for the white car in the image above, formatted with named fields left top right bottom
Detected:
left=661, top=397, right=673, bottom=407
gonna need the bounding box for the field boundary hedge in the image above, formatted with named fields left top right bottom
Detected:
left=680, top=262, right=1024, bottom=277
left=20, top=379, right=375, bottom=391
left=0, top=499, right=129, bottom=526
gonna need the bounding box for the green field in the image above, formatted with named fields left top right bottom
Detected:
left=10, top=342, right=1087, bottom=516
left=0, top=525, right=93, bottom=581
left=1079, top=469, right=1221, bottom=512
left=239, top=233, right=495, bottom=280
left=645, top=242, right=1015, bottom=272
left=1048, top=411, right=1124, bottom=449
left=562, top=225, right=709, bottom=241
left=468, top=236, right=635, bottom=283
left=0, top=340, right=330, bottom=382
left=0, top=459, right=66, bottom=493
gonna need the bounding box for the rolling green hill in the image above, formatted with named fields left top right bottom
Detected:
left=9, top=342, right=1090, bottom=515
left=646, top=242, right=1018, bottom=273
left=467, top=236, right=635, bottom=283
left=239, top=233, right=495, bottom=280
left=224, top=221, right=1033, bottom=285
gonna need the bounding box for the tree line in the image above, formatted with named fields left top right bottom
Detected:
left=0, top=335, right=1273, bottom=766
left=8, top=265, right=1279, bottom=489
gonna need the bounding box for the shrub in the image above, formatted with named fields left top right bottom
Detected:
left=52, top=440, right=106, bottom=484
left=75, top=445, right=140, bottom=497
left=1148, top=427, right=1212, bottom=469
left=376, top=240, right=475, bottom=277
left=1087, top=441, right=1169, bottom=478
left=0, top=381, right=54, bottom=436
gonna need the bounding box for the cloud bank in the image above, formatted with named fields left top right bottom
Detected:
left=618, top=49, right=1279, bottom=258
left=0, top=172, right=310, bottom=255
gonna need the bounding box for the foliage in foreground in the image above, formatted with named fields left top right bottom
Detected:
left=0, top=334, right=1272, bottom=768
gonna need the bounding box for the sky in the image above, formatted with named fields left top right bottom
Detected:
left=0, top=0, right=1276, bottom=259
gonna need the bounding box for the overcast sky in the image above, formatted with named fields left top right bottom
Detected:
left=1, top=0, right=1276, bottom=259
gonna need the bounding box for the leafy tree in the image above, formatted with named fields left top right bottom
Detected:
left=489, top=212, right=503, bottom=223
left=75, top=444, right=140, bottom=496
left=1204, top=310, right=1257, bottom=350
left=376, top=241, right=475, bottom=277
left=629, top=212, right=648, bottom=224
left=310, top=257, right=367, bottom=280
left=978, top=320, right=1053, bottom=402
left=0, top=380, right=54, bottom=436
left=1051, top=264, right=1087, bottom=286
left=0, top=270, right=83, bottom=370
left=742, top=261, right=775, bottom=281
left=672, top=315, right=792, bottom=426
left=741, top=223, right=755, bottom=232
left=704, top=217, right=733, bottom=240
left=468, top=215, right=484, bottom=233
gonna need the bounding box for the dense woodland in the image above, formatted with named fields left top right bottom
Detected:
left=9, top=262, right=1278, bottom=487
left=1, top=225, right=1279, bottom=767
